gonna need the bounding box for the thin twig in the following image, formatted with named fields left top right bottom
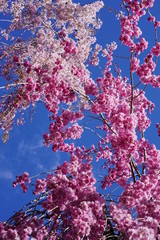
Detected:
left=84, top=126, right=108, bottom=144
left=129, top=159, right=136, bottom=183
left=130, top=158, right=141, bottom=178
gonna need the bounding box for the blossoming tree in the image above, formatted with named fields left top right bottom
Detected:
left=0, top=0, right=160, bottom=239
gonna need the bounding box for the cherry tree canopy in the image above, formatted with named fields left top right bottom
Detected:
left=0, top=0, right=160, bottom=239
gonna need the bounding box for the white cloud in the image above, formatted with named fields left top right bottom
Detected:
left=18, top=138, right=44, bottom=156
left=0, top=170, right=14, bottom=180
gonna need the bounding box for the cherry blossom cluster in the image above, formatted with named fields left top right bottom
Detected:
left=0, top=148, right=106, bottom=239
left=91, top=68, right=154, bottom=188
left=12, top=172, right=31, bottom=193
left=110, top=203, right=159, bottom=240
left=0, top=0, right=104, bottom=141
left=44, top=109, right=84, bottom=152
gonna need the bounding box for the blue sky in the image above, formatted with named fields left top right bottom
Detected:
left=0, top=0, right=160, bottom=222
